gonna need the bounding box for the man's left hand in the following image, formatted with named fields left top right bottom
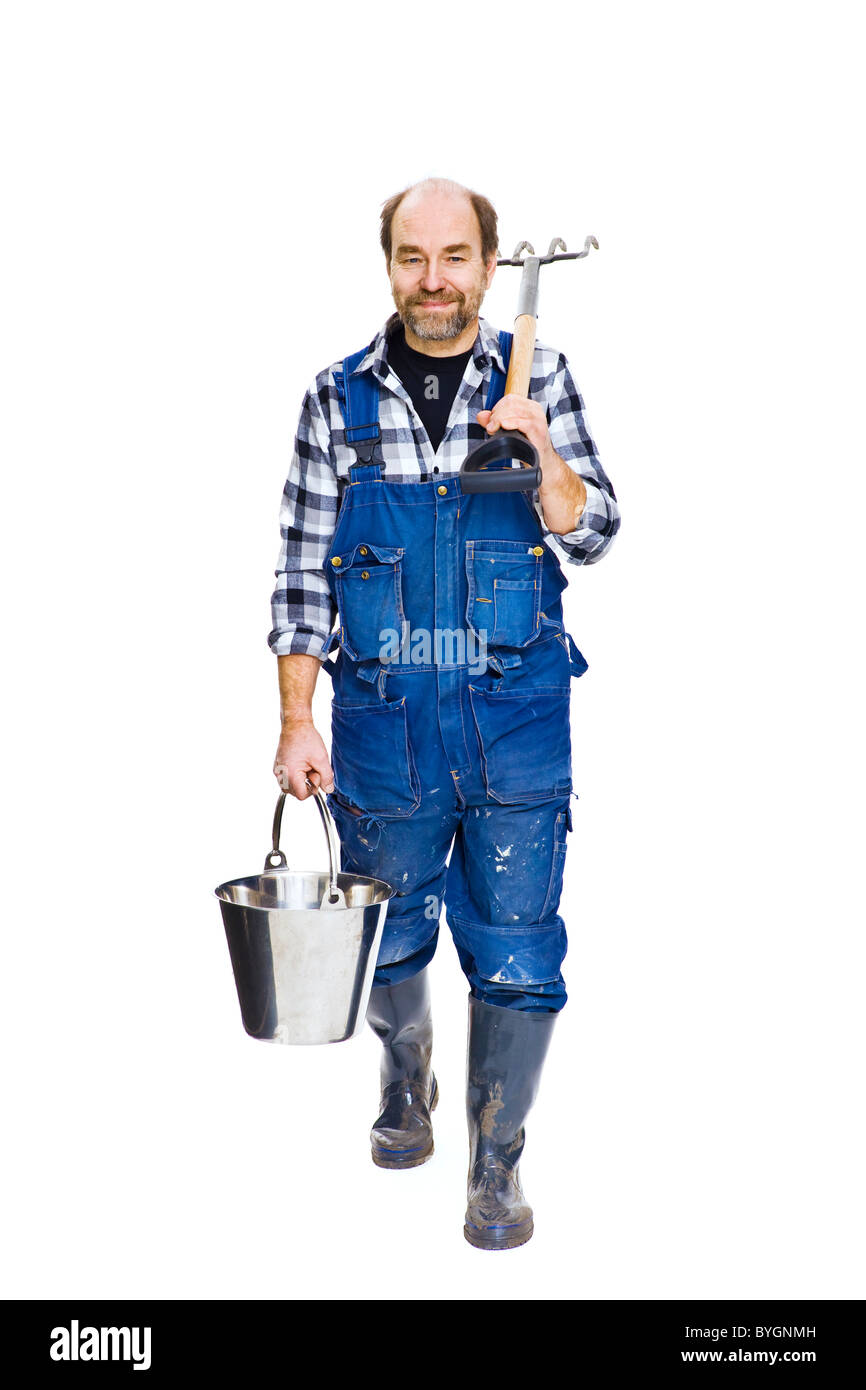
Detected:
left=476, top=395, right=557, bottom=470
left=475, top=396, right=587, bottom=534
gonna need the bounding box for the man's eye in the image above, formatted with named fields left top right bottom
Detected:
left=449, top=256, right=465, bottom=262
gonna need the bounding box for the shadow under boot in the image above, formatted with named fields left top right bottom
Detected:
left=464, top=996, right=557, bottom=1251
left=366, top=968, right=438, bottom=1170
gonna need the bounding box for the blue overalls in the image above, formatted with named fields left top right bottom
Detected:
left=322, top=337, right=588, bottom=1012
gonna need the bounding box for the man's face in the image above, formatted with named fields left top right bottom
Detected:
left=389, top=193, right=496, bottom=342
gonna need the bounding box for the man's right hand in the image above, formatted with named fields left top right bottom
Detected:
left=273, top=720, right=335, bottom=799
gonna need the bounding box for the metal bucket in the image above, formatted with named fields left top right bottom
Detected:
left=215, top=785, right=394, bottom=1045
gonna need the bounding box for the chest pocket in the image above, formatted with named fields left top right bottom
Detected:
left=329, top=542, right=405, bottom=663
left=465, top=540, right=543, bottom=648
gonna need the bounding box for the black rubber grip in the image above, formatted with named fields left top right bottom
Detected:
left=458, top=431, right=542, bottom=494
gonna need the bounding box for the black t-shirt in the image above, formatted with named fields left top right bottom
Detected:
left=386, top=323, right=474, bottom=457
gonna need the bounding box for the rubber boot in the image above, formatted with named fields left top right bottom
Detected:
left=366, top=968, right=438, bottom=1169
left=464, top=996, right=557, bottom=1250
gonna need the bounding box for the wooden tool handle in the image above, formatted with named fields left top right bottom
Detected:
left=504, top=314, right=537, bottom=398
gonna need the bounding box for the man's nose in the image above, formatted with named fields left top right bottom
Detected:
left=420, top=261, right=447, bottom=291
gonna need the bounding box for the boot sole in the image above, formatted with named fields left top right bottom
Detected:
left=463, top=1218, right=534, bottom=1251
left=370, top=1076, right=438, bottom=1170
left=372, top=1142, right=434, bottom=1170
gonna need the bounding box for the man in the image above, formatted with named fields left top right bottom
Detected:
left=269, top=177, right=619, bottom=1250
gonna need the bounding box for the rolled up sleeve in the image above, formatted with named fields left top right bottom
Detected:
left=267, top=378, right=340, bottom=659
left=533, top=352, right=621, bottom=565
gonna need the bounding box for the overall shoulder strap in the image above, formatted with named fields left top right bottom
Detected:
left=484, top=330, right=513, bottom=411
left=332, top=346, right=381, bottom=465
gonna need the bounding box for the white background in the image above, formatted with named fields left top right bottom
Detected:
left=2, top=0, right=863, bottom=1302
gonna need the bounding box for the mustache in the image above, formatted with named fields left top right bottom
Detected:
left=409, top=292, right=464, bottom=305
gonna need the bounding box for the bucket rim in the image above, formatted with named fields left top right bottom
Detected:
left=214, top=867, right=395, bottom=905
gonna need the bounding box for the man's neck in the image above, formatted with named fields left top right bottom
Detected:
left=401, top=316, right=480, bottom=357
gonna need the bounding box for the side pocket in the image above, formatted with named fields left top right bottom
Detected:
left=540, top=802, right=573, bottom=921
left=468, top=686, right=573, bottom=803
left=331, top=697, right=420, bottom=817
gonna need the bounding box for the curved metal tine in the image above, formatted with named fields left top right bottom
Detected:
left=576, top=235, right=599, bottom=257
left=540, top=234, right=600, bottom=264
left=547, top=237, right=567, bottom=257
left=497, top=239, right=536, bottom=265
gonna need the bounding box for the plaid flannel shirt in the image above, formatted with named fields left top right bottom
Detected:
left=268, top=313, right=620, bottom=660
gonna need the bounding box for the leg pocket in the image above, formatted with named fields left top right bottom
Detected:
left=331, top=697, right=420, bottom=817
left=468, top=685, right=572, bottom=803
left=540, top=802, right=573, bottom=921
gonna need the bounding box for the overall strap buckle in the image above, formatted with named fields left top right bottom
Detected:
left=344, top=425, right=381, bottom=465
left=334, top=346, right=383, bottom=468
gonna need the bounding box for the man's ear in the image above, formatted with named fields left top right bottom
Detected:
left=484, top=254, right=498, bottom=289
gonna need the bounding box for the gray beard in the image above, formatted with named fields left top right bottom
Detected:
left=402, top=302, right=474, bottom=341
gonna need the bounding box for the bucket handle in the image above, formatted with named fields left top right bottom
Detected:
left=266, top=780, right=346, bottom=908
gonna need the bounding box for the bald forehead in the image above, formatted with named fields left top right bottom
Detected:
left=392, top=191, right=482, bottom=256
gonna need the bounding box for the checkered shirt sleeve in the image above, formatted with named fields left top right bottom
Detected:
left=267, top=377, right=341, bottom=660
left=529, top=350, right=620, bottom=564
